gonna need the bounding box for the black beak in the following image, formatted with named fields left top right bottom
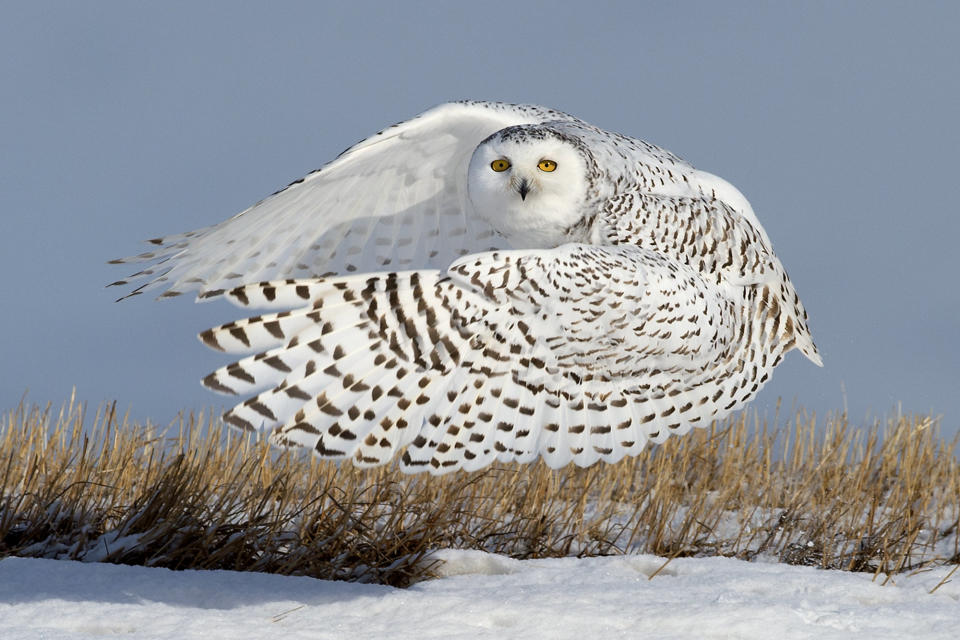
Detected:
left=518, top=178, right=530, bottom=201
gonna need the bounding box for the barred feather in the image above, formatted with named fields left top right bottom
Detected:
left=114, top=101, right=821, bottom=474
left=192, top=242, right=813, bottom=474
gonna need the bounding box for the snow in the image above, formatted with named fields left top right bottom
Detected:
left=0, top=552, right=957, bottom=639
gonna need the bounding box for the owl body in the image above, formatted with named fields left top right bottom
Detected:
left=112, top=100, right=820, bottom=473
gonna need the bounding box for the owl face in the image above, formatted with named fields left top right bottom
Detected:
left=467, top=126, right=589, bottom=249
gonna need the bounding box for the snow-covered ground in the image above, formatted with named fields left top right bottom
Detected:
left=1, top=552, right=956, bottom=639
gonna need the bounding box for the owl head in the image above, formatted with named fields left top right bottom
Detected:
left=467, top=125, right=592, bottom=248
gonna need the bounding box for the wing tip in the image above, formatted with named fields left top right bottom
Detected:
left=198, top=328, right=225, bottom=352
left=201, top=372, right=237, bottom=396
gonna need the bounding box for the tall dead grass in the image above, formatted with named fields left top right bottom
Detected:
left=1, top=394, right=957, bottom=586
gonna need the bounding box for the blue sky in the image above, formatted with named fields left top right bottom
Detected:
left=2, top=2, right=958, bottom=437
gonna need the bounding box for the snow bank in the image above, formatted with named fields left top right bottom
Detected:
left=0, top=553, right=956, bottom=639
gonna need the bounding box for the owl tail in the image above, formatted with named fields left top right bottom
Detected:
left=783, top=292, right=823, bottom=367
left=798, top=337, right=823, bottom=367
left=763, top=271, right=822, bottom=368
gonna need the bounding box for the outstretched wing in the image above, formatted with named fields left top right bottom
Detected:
left=110, top=101, right=574, bottom=300
left=197, top=244, right=748, bottom=474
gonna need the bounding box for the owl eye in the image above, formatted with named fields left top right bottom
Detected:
left=538, top=159, right=557, bottom=172
left=490, top=159, right=511, bottom=172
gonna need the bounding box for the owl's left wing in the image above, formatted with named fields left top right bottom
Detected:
left=598, top=187, right=821, bottom=366
left=109, top=101, right=574, bottom=300
left=196, top=243, right=741, bottom=474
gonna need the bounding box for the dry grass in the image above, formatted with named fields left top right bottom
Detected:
left=1, top=394, right=957, bottom=587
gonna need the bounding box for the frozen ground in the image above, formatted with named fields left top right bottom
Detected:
left=0, top=552, right=957, bottom=639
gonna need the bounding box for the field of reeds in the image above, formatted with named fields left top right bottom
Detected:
left=1, top=395, right=957, bottom=588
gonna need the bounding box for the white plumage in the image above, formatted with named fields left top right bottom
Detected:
left=112, top=100, right=821, bottom=474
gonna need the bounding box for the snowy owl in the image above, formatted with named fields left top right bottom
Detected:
left=111, top=100, right=821, bottom=474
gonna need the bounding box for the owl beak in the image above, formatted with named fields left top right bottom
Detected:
left=517, top=178, right=530, bottom=201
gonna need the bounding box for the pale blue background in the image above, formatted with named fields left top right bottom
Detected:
left=2, top=2, right=958, bottom=436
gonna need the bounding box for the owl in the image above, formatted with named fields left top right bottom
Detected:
left=111, top=101, right=821, bottom=474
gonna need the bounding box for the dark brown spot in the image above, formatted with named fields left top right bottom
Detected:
left=199, top=329, right=224, bottom=351
left=263, top=355, right=291, bottom=372
left=229, top=327, right=250, bottom=347
left=227, top=364, right=255, bottom=384
left=202, top=373, right=235, bottom=395
left=264, top=320, right=284, bottom=339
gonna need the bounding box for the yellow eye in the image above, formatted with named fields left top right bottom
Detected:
left=538, top=159, right=557, bottom=172
left=490, top=159, right=511, bottom=172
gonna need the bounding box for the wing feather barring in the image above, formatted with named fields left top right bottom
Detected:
left=112, top=100, right=820, bottom=474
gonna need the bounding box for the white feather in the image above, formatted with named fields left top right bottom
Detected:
left=113, top=101, right=822, bottom=474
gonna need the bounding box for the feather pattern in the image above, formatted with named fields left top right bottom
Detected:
left=113, top=100, right=821, bottom=473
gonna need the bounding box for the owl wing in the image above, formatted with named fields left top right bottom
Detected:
left=109, top=101, right=574, bottom=300
left=599, top=187, right=822, bottom=366
left=197, top=243, right=740, bottom=474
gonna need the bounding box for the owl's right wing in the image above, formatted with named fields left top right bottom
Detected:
left=110, top=101, right=573, bottom=300
left=195, top=244, right=745, bottom=474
